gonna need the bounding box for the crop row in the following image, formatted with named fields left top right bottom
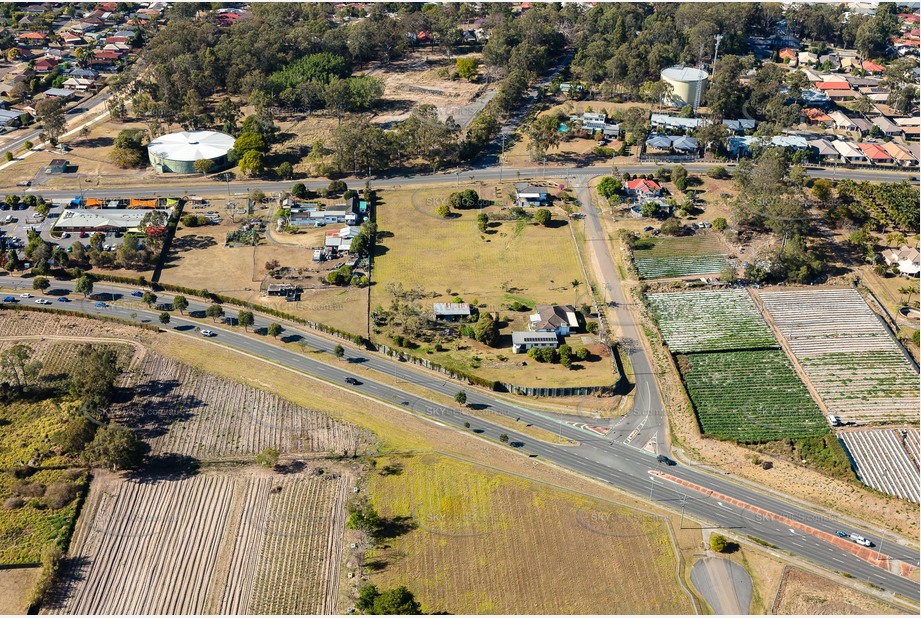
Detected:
left=648, top=290, right=778, bottom=353
left=634, top=255, right=729, bottom=280
left=840, top=429, right=919, bottom=503
left=681, top=350, right=827, bottom=442
left=759, top=289, right=920, bottom=423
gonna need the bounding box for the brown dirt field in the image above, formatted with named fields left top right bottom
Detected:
left=772, top=568, right=908, bottom=615
left=0, top=567, right=40, bottom=614
left=361, top=50, right=485, bottom=125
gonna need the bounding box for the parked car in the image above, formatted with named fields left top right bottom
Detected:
left=57, top=297, right=70, bottom=302
left=61, top=232, right=70, bottom=238
left=34, top=298, right=50, bottom=305
left=200, top=329, right=215, bottom=337
left=345, top=377, right=361, bottom=385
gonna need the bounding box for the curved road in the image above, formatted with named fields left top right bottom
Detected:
left=1, top=277, right=918, bottom=603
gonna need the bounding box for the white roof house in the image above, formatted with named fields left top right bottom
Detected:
left=828, top=110, right=858, bottom=131
left=53, top=208, right=171, bottom=231
left=831, top=140, right=867, bottom=162
left=881, top=246, right=921, bottom=277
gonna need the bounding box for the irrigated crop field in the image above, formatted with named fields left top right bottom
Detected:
left=648, top=290, right=778, bottom=353
left=758, top=289, right=920, bottom=424
left=682, top=350, right=827, bottom=442
left=365, top=454, right=694, bottom=614
left=633, top=235, right=729, bottom=280
left=51, top=469, right=349, bottom=615
left=839, top=428, right=920, bottom=503
left=109, top=353, right=372, bottom=458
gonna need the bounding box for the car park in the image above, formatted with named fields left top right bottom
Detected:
left=200, top=329, right=215, bottom=337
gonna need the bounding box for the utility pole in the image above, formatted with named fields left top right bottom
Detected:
left=499, top=132, right=506, bottom=182
left=679, top=494, right=688, bottom=529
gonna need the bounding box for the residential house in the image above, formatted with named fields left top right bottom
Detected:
left=768, top=135, right=809, bottom=151
left=265, top=283, right=300, bottom=301
left=68, top=68, right=99, bottom=80
left=872, top=116, right=903, bottom=137
left=815, top=81, right=851, bottom=91
left=851, top=117, right=873, bottom=134
left=625, top=178, right=662, bottom=196
left=512, top=331, right=559, bottom=353
left=645, top=133, right=673, bottom=151
left=882, top=141, right=918, bottom=166
left=828, top=110, right=860, bottom=132
left=572, top=112, right=620, bottom=137
left=831, top=140, right=868, bottom=163
left=778, top=47, right=798, bottom=62
left=857, top=142, right=894, bottom=164
left=62, top=77, right=95, bottom=92
left=432, top=302, right=471, bottom=322
left=0, top=109, right=28, bottom=129
left=61, top=32, right=85, bottom=46
left=840, top=56, right=862, bottom=71
left=862, top=60, right=886, bottom=73
left=807, top=138, right=840, bottom=161
left=322, top=196, right=361, bottom=224
left=670, top=135, right=698, bottom=152
left=33, top=58, right=59, bottom=73
left=529, top=305, right=579, bottom=335
left=17, top=32, right=47, bottom=46
left=798, top=51, right=818, bottom=65
left=722, top=119, right=757, bottom=133
left=515, top=183, right=549, bottom=207
left=324, top=225, right=361, bottom=253
left=803, top=108, right=834, bottom=127
left=42, top=88, right=76, bottom=101
left=825, top=88, right=860, bottom=101
left=895, top=116, right=921, bottom=141
left=800, top=89, right=831, bottom=107
left=649, top=114, right=706, bottom=132
left=881, top=246, right=921, bottom=277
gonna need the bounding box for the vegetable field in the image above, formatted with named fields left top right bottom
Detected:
left=839, top=429, right=919, bottom=503
left=681, top=350, right=827, bottom=442
left=632, top=235, right=728, bottom=280
left=648, top=290, right=778, bottom=352
left=759, top=289, right=920, bottom=424
left=110, top=353, right=373, bottom=458
left=52, top=470, right=349, bottom=614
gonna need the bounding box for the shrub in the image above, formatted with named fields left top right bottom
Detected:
left=3, top=496, right=25, bottom=510
left=707, top=166, right=729, bottom=179
left=43, top=481, right=79, bottom=509
left=710, top=533, right=730, bottom=552
left=712, top=217, right=728, bottom=231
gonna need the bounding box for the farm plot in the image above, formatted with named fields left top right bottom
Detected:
left=51, top=474, right=236, bottom=614
left=110, top=353, right=372, bottom=458
left=52, top=470, right=349, bottom=615
left=648, top=290, right=778, bottom=352
left=839, top=429, right=920, bottom=503
left=682, top=350, right=827, bottom=442
left=759, top=289, right=920, bottom=424
left=632, top=235, right=729, bottom=280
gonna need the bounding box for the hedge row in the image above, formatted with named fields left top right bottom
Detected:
left=377, top=344, right=501, bottom=391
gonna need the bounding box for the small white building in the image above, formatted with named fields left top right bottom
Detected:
left=512, top=331, right=559, bottom=354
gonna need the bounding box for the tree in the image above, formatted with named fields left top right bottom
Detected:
left=499, top=433, right=510, bottom=443
left=205, top=304, right=224, bottom=322
left=238, top=310, right=254, bottom=331
left=256, top=447, right=279, bottom=467
left=597, top=176, right=622, bottom=199
left=51, top=415, right=98, bottom=455
left=333, top=344, right=345, bottom=359
left=69, top=345, right=120, bottom=407
left=456, top=57, right=478, bottom=80
left=527, top=113, right=562, bottom=161
left=239, top=150, right=265, bottom=177
left=357, top=584, right=380, bottom=613
left=533, top=208, right=551, bottom=226
left=35, top=97, right=67, bottom=144
left=267, top=323, right=283, bottom=338
left=0, top=344, right=42, bottom=392
left=710, top=533, right=731, bottom=553
left=173, top=295, right=188, bottom=314
left=159, top=312, right=170, bottom=325
left=811, top=179, right=833, bottom=206
left=477, top=212, right=489, bottom=233
left=706, top=55, right=748, bottom=119
left=83, top=427, right=145, bottom=471
left=899, top=285, right=918, bottom=306
left=111, top=129, right=148, bottom=168
left=640, top=202, right=659, bottom=218
left=712, top=217, right=728, bottom=232
left=672, top=165, right=689, bottom=192
left=291, top=183, right=307, bottom=198
left=74, top=276, right=93, bottom=298
left=193, top=158, right=213, bottom=175
left=234, top=132, right=267, bottom=155
left=370, top=586, right=422, bottom=615
left=276, top=161, right=293, bottom=180
left=473, top=312, right=499, bottom=346
left=32, top=276, right=50, bottom=291
left=454, top=390, right=467, bottom=406
left=141, top=291, right=157, bottom=307
left=660, top=217, right=682, bottom=236
left=436, top=203, right=451, bottom=218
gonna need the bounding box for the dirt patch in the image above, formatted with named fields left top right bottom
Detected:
left=0, top=567, right=40, bottom=614
left=772, top=568, right=907, bottom=614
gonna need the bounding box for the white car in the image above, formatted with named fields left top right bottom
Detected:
left=19, top=293, right=31, bottom=298
left=200, top=330, right=215, bottom=337
left=34, top=298, right=50, bottom=305
left=849, top=533, right=872, bottom=547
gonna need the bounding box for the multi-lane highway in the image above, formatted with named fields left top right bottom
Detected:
left=2, top=276, right=917, bottom=603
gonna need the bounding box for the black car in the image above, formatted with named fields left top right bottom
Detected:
left=345, top=377, right=361, bottom=385
left=656, top=454, right=676, bottom=466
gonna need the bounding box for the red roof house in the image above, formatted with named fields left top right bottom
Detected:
left=625, top=179, right=662, bottom=195
left=17, top=32, right=47, bottom=44
left=862, top=60, right=885, bottom=73
left=816, top=81, right=851, bottom=91
left=779, top=48, right=798, bottom=61
left=34, top=58, right=59, bottom=73
left=857, top=142, right=893, bottom=163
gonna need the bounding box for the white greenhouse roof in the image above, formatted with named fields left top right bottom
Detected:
left=147, top=130, right=235, bottom=162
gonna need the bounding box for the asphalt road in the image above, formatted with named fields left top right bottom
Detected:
left=0, top=88, right=112, bottom=157
left=2, top=276, right=918, bottom=603
left=13, top=162, right=915, bottom=202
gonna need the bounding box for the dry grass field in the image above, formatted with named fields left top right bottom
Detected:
left=49, top=467, right=350, bottom=615
left=364, top=452, right=694, bottom=614
left=772, top=568, right=907, bottom=615
left=370, top=183, right=619, bottom=386
left=0, top=567, right=40, bottom=614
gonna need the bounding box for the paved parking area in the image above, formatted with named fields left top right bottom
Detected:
left=0, top=201, right=126, bottom=253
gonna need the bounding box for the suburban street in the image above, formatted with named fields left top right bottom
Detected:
left=2, top=276, right=918, bottom=604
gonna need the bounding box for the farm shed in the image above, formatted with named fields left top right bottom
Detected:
left=432, top=302, right=471, bottom=321
left=512, top=331, right=559, bottom=353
